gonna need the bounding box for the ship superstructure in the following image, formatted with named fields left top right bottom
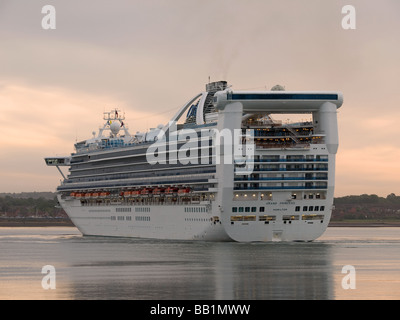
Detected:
left=45, top=81, right=343, bottom=242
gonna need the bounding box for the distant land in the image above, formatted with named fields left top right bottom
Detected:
left=330, top=193, right=400, bottom=227
left=0, top=192, right=72, bottom=226
left=0, top=192, right=400, bottom=227
left=0, top=192, right=57, bottom=200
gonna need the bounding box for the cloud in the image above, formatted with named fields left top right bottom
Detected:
left=0, top=0, right=400, bottom=195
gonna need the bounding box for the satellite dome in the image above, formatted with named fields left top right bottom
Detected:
left=110, top=121, right=120, bottom=135
left=271, top=84, right=285, bottom=91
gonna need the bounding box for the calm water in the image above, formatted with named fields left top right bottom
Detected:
left=0, top=226, right=399, bottom=300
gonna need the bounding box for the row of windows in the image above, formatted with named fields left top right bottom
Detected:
left=236, top=154, right=328, bottom=162
left=233, top=207, right=258, bottom=213
left=110, top=215, right=150, bottom=221
left=67, top=172, right=214, bottom=187
left=184, top=207, right=208, bottom=213
left=111, top=216, right=129, bottom=221
left=295, top=206, right=325, bottom=212
left=135, top=207, right=150, bottom=212
left=231, top=93, right=338, bottom=100
left=116, top=207, right=132, bottom=213
left=136, top=216, right=150, bottom=221
left=233, top=192, right=326, bottom=201
left=232, top=206, right=325, bottom=213
left=292, top=193, right=325, bottom=199
left=184, top=218, right=210, bottom=222
left=230, top=214, right=324, bottom=222
left=70, top=163, right=216, bottom=181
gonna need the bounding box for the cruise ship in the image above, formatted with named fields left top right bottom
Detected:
left=45, top=81, right=343, bottom=242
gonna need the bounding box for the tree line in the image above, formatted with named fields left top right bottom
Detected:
left=1, top=192, right=400, bottom=220
left=0, top=194, right=66, bottom=218
left=334, top=193, right=400, bottom=205
left=333, top=193, right=400, bottom=221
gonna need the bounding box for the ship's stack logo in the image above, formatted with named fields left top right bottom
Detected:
left=146, top=121, right=254, bottom=175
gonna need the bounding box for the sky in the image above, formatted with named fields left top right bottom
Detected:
left=0, top=0, right=399, bottom=197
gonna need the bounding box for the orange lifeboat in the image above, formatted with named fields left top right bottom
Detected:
left=85, top=192, right=92, bottom=199
left=140, top=187, right=153, bottom=197
left=99, top=191, right=110, bottom=198
left=75, top=192, right=83, bottom=199
left=70, top=192, right=76, bottom=197
left=131, top=190, right=140, bottom=198
left=178, top=187, right=191, bottom=196
left=165, top=186, right=179, bottom=196
left=153, top=187, right=165, bottom=197
left=92, top=192, right=99, bottom=198
left=123, top=190, right=132, bottom=197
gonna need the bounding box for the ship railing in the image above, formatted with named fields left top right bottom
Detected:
left=233, top=186, right=328, bottom=191
left=251, top=131, right=313, bottom=138
left=237, top=158, right=328, bottom=163
left=74, top=190, right=215, bottom=207
left=234, top=177, right=327, bottom=181
left=235, top=167, right=328, bottom=173
left=254, top=142, right=310, bottom=149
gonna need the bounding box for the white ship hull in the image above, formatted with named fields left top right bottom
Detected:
left=59, top=189, right=333, bottom=242
left=60, top=197, right=231, bottom=241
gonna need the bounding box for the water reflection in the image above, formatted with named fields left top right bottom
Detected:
left=213, top=243, right=334, bottom=300
left=2, top=227, right=400, bottom=300
left=65, top=240, right=334, bottom=300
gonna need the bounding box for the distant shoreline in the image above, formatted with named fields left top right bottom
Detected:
left=0, top=218, right=74, bottom=227
left=1, top=218, right=400, bottom=228
left=328, top=221, right=400, bottom=227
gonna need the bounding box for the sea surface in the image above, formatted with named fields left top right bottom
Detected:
left=0, top=226, right=399, bottom=300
